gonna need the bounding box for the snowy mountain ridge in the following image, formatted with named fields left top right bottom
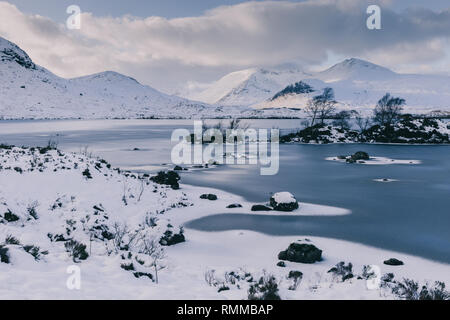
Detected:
left=0, top=37, right=246, bottom=119
left=186, top=66, right=310, bottom=107
left=2, top=35, right=449, bottom=119
left=186, top=58, right=450, bottom=115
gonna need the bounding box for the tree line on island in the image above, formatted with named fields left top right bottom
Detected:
left=281, top=87, right=449, bottom=144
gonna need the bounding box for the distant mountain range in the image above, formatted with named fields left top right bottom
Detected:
left=182, top=58, right=450, bottom=115
left=0, top=37, right=241, bottom=119
left=1, top=36, right=449, bottom=119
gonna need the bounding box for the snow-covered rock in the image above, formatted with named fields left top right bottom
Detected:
left=270, top=192, right=299, bottom=212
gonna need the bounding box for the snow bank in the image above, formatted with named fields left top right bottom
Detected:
left=326, top=156, right=421, bottom=165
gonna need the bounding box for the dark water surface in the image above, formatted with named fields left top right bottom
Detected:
left=1, top=120, right=449, bottom=263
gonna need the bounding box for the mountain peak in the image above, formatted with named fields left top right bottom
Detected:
left=338, top=58, right=388, bottom=70
left=71, top=71, right=141, bottom=85
left=318, top=58, right=395, bottom=82
left=0, top=37, right=36, bottom=70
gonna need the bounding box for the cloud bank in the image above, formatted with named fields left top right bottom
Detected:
left=0, top=0, right=449, bottom=92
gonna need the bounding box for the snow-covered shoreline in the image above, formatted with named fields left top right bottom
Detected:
left=0, top=145, right=448, bottom=300
left=325, top=156, right=421, bottom=165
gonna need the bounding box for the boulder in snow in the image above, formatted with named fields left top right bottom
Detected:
left=200, top=194, right=218, bottom=201
left=251, top=204, right=273, bottom=211
left=278, top=242, right=322, bottom=264
left=270, top=192, right=299, bottom=212
left=384, top=258, right=404, bottom=266
left=227, top=203, right=243, bottom=208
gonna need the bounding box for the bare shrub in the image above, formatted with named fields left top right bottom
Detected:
left=392, top=279, right=449, bottom=300
left=248, top=272, right=281, bottom=300
left=327, top=261, right=354, bottom=282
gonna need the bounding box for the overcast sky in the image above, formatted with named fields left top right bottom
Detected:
left=1, top=0, right=450, bottom=93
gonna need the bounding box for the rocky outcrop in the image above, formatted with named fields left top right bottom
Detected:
left=384, top=258, right=404, bottom=266
left=251, top=205, right=273, bottom=211
left=200, top=194, right=218, bottom=201
left=278, top=242, right=322, bottom=264
left=227, top=203, right=243, bottom=208
left=150, top=171, right=180, bottom=190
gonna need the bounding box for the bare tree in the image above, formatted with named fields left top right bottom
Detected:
left=305, top=87, right=337, bottom=126
left=137, top=179, right=145, bottom=202
left=111, top=223, right=140, bottom=253
left=332, top=110, right=352, bottom=130
left=373, top=93, right=405, bottom=127
left=354, top=111, right=372, bottom=133
left=305, top=99, right=320, bottom=127
left=140, top=235, right=166, bottom=284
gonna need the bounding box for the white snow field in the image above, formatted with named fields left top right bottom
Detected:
left=0, top=146, right=448, bottom=300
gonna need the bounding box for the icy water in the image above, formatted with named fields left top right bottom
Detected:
left=1, top=119, right=449, bottom=263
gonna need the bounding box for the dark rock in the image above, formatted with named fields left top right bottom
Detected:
left=288, top=270, right=303, bottom=279
left=278, top=242, right=322, bottom=264
left=160, top=229, right=185, bottom=246
left=351, top=151, right=370, bottom=161
left=173, top=165, right=184, bottom=171
left=384, top=258, right=404, bottom=266
left=150, top=171, right=180, bottom=190
left=276, top=261, right=286, bottom=268
left=200, top=194, right=218, bottom=201
left=3, top=210, right=19, bottom=222
left=0, top=246, right=10, bottom=264
left=227, top=203, right=243, bottom=209
left=82, top=168, right=93, bottom=179
left=251, top=204, right=273, bottom=211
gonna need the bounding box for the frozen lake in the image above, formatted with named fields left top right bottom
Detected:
left=1, top=119, right=449, bottom=263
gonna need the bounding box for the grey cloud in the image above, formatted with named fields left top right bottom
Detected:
left=0, top=0, right=449, bottom=93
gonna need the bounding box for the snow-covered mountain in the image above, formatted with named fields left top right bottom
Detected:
left=3, top=34, right=448, bottom=119
left=311, top=58, right=450, bottom=114
left=185, top=58, right=450, bottom=115
left=185, top=65, right=310, bottom=107
left=0, top=37, right=230, bottom=119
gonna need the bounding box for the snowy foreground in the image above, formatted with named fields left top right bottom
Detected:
left=0, top=146, right=448, bottom=300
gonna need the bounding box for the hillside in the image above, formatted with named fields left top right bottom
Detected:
left=0, top=37, right=224, bottom=119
